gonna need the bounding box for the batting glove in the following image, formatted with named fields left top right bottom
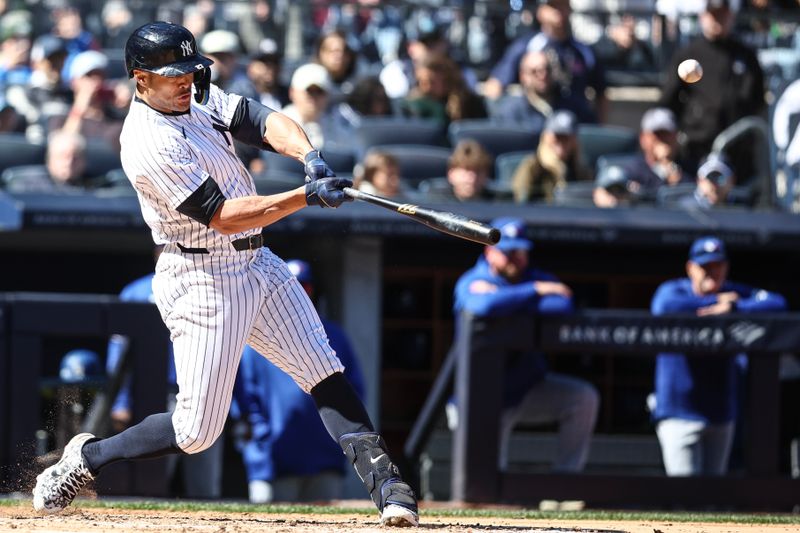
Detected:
left=304, top=150, right=336, bottom=183
left=305, top=177, right=354, bottom=208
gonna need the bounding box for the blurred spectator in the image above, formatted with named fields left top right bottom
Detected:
left=105, top=245, right=223, bottom=499
left=53, top=50, right=123, bottom=151
left=231, top=259, right=366, bottom=504
left=280, top=63, right=335, bottom=149
left=380, top=24, right=477, bottom=100
left=1, top=130, right=94, bottom=192
left=201, top=30, right=256, bottom=97
left=6, top=34, right=70, bottom=144
left=621, top=107, right=692, bottom=200
left=331, top=75, right=392, bottom=135
left=651, top=236, right=787, bottom=476
left=0, top=10, right=32, bottom=90
left=238, top=0, right=284, bottom=56
left=451, top=217, right=599, bottom=472
left=511, top=110, right=591, bottom=204
left=182, top=2, right=212, bottom=40
left=246, top=48, right=289, bottom=111
left=592, top=164, right=640, bottom=208
left=659, top=0, right=764, bottom=171
left=592, top=14, right=657, bottom=72
left=423, top=139, right=494, bottom=202
left=772, top=78, right=800, bottom=169
left=0, top=93, right=21, bottom=132
left=99, top=0, right=137, bottom=49
left=491, top=49, right=594, bottom=128
left=51, top=2, right=98, bottom=82
left=354, top=151, right=414, bottom=200
left=484, top=0, right=607, bottom=123
left=46, top=129, right=91, bottom=188
left=314, top=29, right=360, bottom=103
left=400, top=53, right=486, bottom=127
left=678, top=154, right=739, bottom=209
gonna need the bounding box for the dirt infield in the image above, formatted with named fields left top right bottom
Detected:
left=0, top=504, right=797, bottom=533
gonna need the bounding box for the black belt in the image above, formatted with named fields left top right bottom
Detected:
left=176, top=234, right=264, bottom=254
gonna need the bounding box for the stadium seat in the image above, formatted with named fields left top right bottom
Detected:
left=252, top=170, right=306, bottom=195
left=552, top=181, right=596, bottom=207
left=261, top=145, right=356, bottom=176
left=656, top=183, right=696, bottom=207
left=0, top=133, right=46, bottom=174
left=578, top=124, right=639, bottom=169
left=448, top=119, right=540, bottom=159
left=494, top=150, right=530, bottom=189
left=365, top=144, right=451, bottom=186
left=1, top=165, right=55, bottom=192
left=85, top=142, right=122, bottom=177
left=355, top=117, right=447, bottom=153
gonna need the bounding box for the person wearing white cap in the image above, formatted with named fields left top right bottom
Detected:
left=279, top=63, right=336, bottom=149
left=200, top=30, right=256, bottom=98
left=678, top=154, right=738, bottom=209
left=615, top=107, right=692, bottom=202
left=58, top=49, right=123, bottom=151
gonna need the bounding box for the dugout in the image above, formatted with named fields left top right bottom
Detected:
left=0, top=192, right=799, bottom=504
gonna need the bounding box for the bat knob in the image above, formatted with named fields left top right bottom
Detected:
left=488, top=228, right=501, bottom=245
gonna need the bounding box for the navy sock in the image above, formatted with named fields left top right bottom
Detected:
left=81, top=412, right=184, bottom=474
left=311, top=372, right=373, bottom=441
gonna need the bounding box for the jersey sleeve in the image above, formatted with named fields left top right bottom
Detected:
left=140, top=131, right=224, bottom=211
left=204, top=83, right=244, bottom=129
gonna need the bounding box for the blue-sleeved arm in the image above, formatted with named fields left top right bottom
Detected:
left=651, top=280, right=718, bottom=315
left=457, top=280, right=541, bottom=316
left=539, top=294, right=574, bottom=314
left=106, top=335, right=132, bottom=413
left=728, top=283, right=788, bottom=313
left=489, top=33, right=533, bottom=86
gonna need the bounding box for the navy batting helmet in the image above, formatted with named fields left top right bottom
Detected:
left=125, top=21, right=213, bottom=79
left=286, top=259, right=313, bottom=284
left=59, top=349, right=102, bottom=383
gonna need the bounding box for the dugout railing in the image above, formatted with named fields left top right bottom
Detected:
left=404, top=310, right=800, bottom=510
left=0, top=293, right=171, bottom=496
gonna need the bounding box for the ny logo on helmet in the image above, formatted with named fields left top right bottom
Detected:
left=180, top=40, right=193, bottom=57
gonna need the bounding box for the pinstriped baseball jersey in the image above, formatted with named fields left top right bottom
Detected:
left=120, top=83, right=260, bottom=251
left=121, top=83, right=344, bottom=454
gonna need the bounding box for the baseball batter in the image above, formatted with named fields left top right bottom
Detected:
left=32, top=21, right=418, bottom=527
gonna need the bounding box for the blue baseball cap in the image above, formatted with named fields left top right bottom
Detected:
left=689, top=236, right=727, bottom=265
left=286, top=259, right=313, bottom=284
left=490, top=217, right=533, bottom=252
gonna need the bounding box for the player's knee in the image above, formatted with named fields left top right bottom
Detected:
left=174, top=421, right=225, bottom=454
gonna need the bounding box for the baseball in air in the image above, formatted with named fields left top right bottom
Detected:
left=678, top=59, right=703, bottom=83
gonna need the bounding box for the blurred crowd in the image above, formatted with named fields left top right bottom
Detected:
left=1, top=0, right=800, bottom=211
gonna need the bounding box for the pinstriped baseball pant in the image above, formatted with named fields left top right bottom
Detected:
left=153, top=245, right=344, bottom=454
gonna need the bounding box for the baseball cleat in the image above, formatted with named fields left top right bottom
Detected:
left=379, top=479, right=418, bottom=527
left=380, top=503, right=419, bottom=527
left=33, top=433, right=95, bottom=513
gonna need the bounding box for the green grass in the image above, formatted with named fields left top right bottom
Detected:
left=2, top=497, right=799, bottom=524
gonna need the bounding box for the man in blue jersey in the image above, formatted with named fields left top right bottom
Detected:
left=451, top=217, right=599, bottom=471
left=231, top=259, right=366, bottom=503
left=651, top=236, right=787, bottom=476
left=105, top=245, right=224, bottom=499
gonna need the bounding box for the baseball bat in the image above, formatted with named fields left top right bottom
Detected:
left=343, top=187, right=500, bottom=246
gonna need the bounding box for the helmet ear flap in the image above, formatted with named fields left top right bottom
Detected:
left=193, top=68, right=211, bottom=105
